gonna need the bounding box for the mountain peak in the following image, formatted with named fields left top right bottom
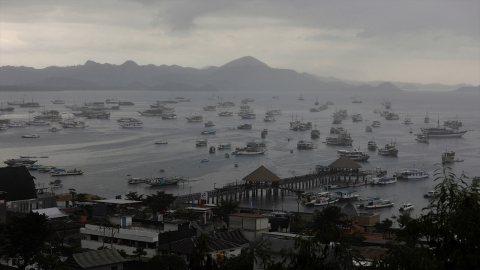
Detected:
left=121, top=60, right=139, bottom=67
left=84, top=60, right=99, bottom=66
left=221, top=56, right=269, bottom=68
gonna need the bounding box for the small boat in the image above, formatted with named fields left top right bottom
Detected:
left=323, top=184, right=348, bottom=190
left=332, top=190, right=359, bottom=201
left=311, top=128, right=320, bottom=139
left=161, top=113, right=177, bottom=119
left=201, top=158, right=210, bottom=163
left=28, top=109, right=35, bottom=113
left=384, top=112, right=400, bottom=120
left=201, top=130, right=216, bottom=135
left=237, top=123, right=252, bottom=130
left=117, top=117, right=141, bottom=122
left=402, top=169, right=429, bottom=179
left=21, top=134, right=40, bottom=138
left=231, top=147, right=266, bottom=155
left=409, top=128, right=413, bottom=134
left=209, top=146, right=216, bottom=153
left=217, top=142, right=232, bottom=150
left=4, top=158, right=38, bottom=166
left=297, top=140, right=314, bottom=150
left=362, top=196, right=394, bottom=209
left=403, top=115, right=412, bottom=125
left=298, top=95, right=305, bottom=101
left=264, top=115, right=276, bottom=122
left=399, top=203, right=414, bottom=212
left=49, top=179, right=62, bottom=185
left=118, top=101, right=135, bottom=106
left=186, top=114, right=204, bottom=122
left=0, top=124, right=8, bottom=131
left=351, top=114, right=362, bottom=122
left=154, top=140, right=168, bottom=145
left=367, top=139, right=377, bottom=150
left=204, top=121, right=215, bottom=127
left=424, top=113, right=430, bottom=123
left=196, top=139, right=208, bottom=146
left=352, top=96, right=362, bottom=103
left=51, top=100, right=65, bottom=104
left=48, top=126, right=60, bottom=132
left=203, top=105, right=217, bottom=111
left=49, top=183, right=64, bottom=188
left=121, top=122, right=143, bottom=128
left=371, top=121, right=381, bottom=127
left=378, top=141, right=399, bottom=156
left=225, top=153, right=230, bottom=158
left=366, top=125, right=372, bottom=132
left=424, top=190, right=439, bottom=198
left=218, top=111, right=233, bottom=117
left=415, top=133, right=429, bottom=143
left=240, top=113, right=256, bottom=119
left=261, top=129, right=268, bottom=137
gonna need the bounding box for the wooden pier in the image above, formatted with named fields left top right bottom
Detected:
left=175, top=157, right=381, bottom=205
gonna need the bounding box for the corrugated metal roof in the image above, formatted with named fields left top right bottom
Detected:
left=73, top=249, right=126, bottom=268
left=33, top=207, right=68, bottom=219
left=242, top=165, right=281, bottom=182
left=328, top=156, right=362, bottom=169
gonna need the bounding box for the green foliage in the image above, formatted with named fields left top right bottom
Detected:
left=146, top=254, right=187, bottom=270
left=174, top=208, right=200, bottom=221
left=374, top=218, right=393, bottom=239
left=221, top=242, right=272, bottom=270
left=373, top=166, right=480, bottom=269
left=189, top=233, right=212, bottom=270
left=144, top=191, right=176, bottom=213
left=133, top=246, right=147, bottom=261
left=117, top=249, right=128, bottom=258
left=1, top=212, right=51, bottom=270
left=125, top=191, right=145, bottom=201
left=33, top=253, right=71, bottom=270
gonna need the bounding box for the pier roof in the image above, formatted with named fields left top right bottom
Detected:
left=328, top=156, right=361, bottom=169
left=242, top=165, right=281, bottom=182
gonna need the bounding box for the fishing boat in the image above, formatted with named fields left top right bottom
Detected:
left=204, top=121, right=215, bottom=127
left=384, top=112, right=400, bottom=120
left=266, top=109, right=282, bottom=115
left=21, top=134, right=40, bottom=138
left=117, top=117, right=141, bottom=123
left=121, top=122, right=143, bottom=128
left=186, top=114, right=204, bottom=122
left=264, top=115, right=276, bottom=122
left=50, top=168, right=84, bottom=176
left=51, top=100, right=65, bottom=104
left=351, top=114, right=363, bottom=122
left=161, top=113, right=177, bottom=119
left=367, top=139, right=377, bottom=150
left=138, top=109, right=164, bottom=116
left=338, top=149, right=370, bottom=161
left=378, top=141, right=399, bottom=156
left=403, top=115, right=412, bottom=125
left=231, top=147, right=266, bottom=155
left=415, top=133, right=429, bottom=143
left=402, top=169, right=429, bottom=179
left=27, top=119, right=51, bottom=126
left=203, top=105, right=217, bottom=111
left=154, top=140, right=168, bottom=145
left=298, top=95, right=305, bottom=101
left=310, top=127, right=320, bottom=139
left=118, top=101, right=135, bottom=106
left=218, top=111, right=233, bottom=117
left=365, top=125, right=372, bottom=132
left=4, top=158, right=38, bottom=166
left=209, top=146, right=216, bottom=153
left=371, top=121, right=381, bottom=127
left=201, top=158, right=210, bottom=163
left=237, top=123, right=252, bottom=130
left=424, top=113, right=430, bottom=123
left=8, top=121, right=28, bottom=128
left=297, top=140, right=314, bottom=150
left=362, top=196, right=394, bottom=209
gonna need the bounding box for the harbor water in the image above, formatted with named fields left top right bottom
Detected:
left=1, top=89, right=479, bottom=221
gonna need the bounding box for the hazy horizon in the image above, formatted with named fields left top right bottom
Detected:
left=0, top=1, right=479, bottom=85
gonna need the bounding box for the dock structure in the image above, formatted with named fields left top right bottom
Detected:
left=175, top=156, right=375, bottom=205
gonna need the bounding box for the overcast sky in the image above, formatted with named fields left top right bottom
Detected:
left=1, top=0, right=479, bottom=85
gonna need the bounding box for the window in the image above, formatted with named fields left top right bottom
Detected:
left=111, top=266, right=118, bottom=270
left=91, top=235, right=99, bottom=241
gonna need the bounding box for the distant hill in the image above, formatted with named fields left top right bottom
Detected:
left=353, top=82, right=402, bottom=92
left=455, top=85, right=480, bottom=92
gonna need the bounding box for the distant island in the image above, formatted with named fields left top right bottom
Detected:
left=0, top=56, right=472, bottom=93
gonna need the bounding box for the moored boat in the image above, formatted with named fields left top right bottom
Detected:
left=371, top=177, right=397, bottom=185
left=362, top=196, right=394, bottom=209
left=21, top=134, right=40, bottom=138
left=154, top=140, right=168, bottom=145
left=231, top=147, right=266, bottom=155
left=121, top=122, right=143, bottom=128
left=201, top=130, right=216, bottom=135
left=50, top=168, right=84, bottom=176
left=399, top=203, right=414, bottom=212
left=146, top=177, right=180, bottom=186
left=297, top=140, right=314, bottom=150
left=424, top=190, right=439, bottom=198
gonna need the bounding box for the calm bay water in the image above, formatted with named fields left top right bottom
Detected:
left=1, top=89, right=479, bottom=221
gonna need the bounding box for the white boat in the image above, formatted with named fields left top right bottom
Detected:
left=402, top=169, right=429, bottom=179
left=217, top=142, right=231, bottom=150
left=240, top=113, right=256, bottom=119
left=201, top=158, right=209, bottom=163
left=204, top=121, right=215, bottom=127
left=121, top=122, right=143, bottom=128
left=117, top=117, right=141, bottom=123
left=0, top=124, right=9, bottom=130
left=399, top=203, right=414, bottom=212
left=127, top=177, right=149, bottom=184
left=8, top=121, right=28, bottom=127
left=371, top=177, right=397, bottom=185
left=21, top=134, right=40, bottom=138
left=201, top=130, right=216, bottom=135
left=218, top=111, right=233, bottom=117
left=51, top=100, right=65, bottom=104
left=367, top=139, right=377, bottom=150
left=266, top=109, right=282, bottom=115
left=378, top=141, right=398, bottom=156
left=146, top=177, right=180, bottom=186
left=352, top=96, right=362, bottom=103
left=424, top=113, right=430, bottom=123
left=313, top=197, right=339, bottom=206
left=27, top=119, right=51, bottom=126
left=203, top=105, right=217, bottom=111
left=415, top=133, right=429, bottom=143
left=154, top=140, right=168, bottom=145
left=50, top=168, right=84, bottom=176
left=138, top=109, right=164, bottom=116
left=332, top=190, right=359, bottom=201
left=161, top=113, right=177, bottom=119
left=424, top=190, right=439, bottom=198
left=362, top=197, right=394, bottom=209
left=338, top=149, right=370, bottom=161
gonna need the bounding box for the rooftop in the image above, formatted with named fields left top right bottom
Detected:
left=242, top=165, right=281, bottom=182
left=72, top=249, right=127, bottom=268
left=230, top=213, right=269, bottom=219
left=93, top=199, right=142, bottom=205
left=32, top=207, right=68, bottom=219
left=328, top=156, right=362, bottom=169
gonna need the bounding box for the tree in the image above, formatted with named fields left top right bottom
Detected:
left=32, top=253, right=71, bottom=270
left=133, top=246, right=147, bottom=261
left=174, top=208, right=199, bottom=221
left=146, top=254, right=187, bottom=270
left=1, top=212, right=51, bottom=270
left=374, top=166, right=480, bottom=269
left=189, top=233, right=212, bottom=270
left=144, top=191, right=176, bottom=213
left=75, top=193, right=88, bottom=202
left=125, top=191, right=144, bottom=201
left=211, top=199, right=240, bottom=226
left=374, top=218, right=393, bottom=239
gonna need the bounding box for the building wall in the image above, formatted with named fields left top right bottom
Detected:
left=81, top=239, right=157, bottom=258
left=357, top=213, right=380, bottom=227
